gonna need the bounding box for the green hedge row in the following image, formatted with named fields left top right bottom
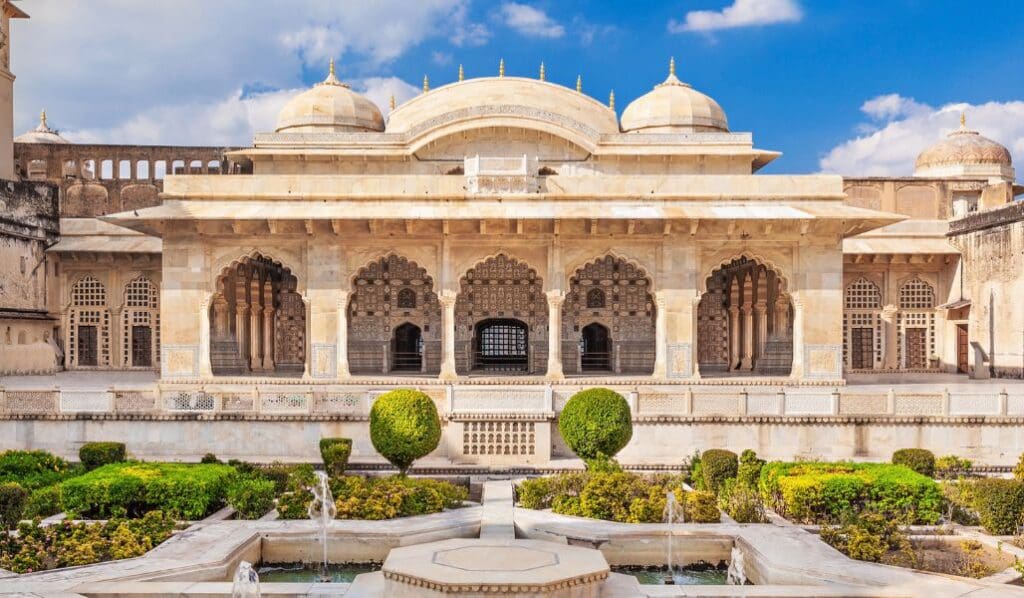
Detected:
left=759, top=461, right=942, bottom=524
left=0, top=450, right=78, bottom=491
left=277, top=474, right=467, bottom=520
left=61, top=462, right=236, bottom=520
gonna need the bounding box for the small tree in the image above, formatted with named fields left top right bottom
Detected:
left=319, top=438, right=352, bottom=477
left=0, top=482, right=28, bottom=530
left=892, top=448, right=936, bottom=478
left=370, top=389, right=441, bottom=475
left=79, top=442, right=126, bottom=471
left=699, top=449, right=738, bottom=494
left=558, top=388, right=632, bottom=464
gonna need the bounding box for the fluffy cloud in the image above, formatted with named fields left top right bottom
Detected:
left=500, top=3, right=565, bottom=38
left=819, top=94, right=1024, bottom=176
left=669, top=0, right=802, bottom=33
left=9, top=1, right=484, bottom=143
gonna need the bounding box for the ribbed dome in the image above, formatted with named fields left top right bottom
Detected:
left=620, top=59, right=728, bottom=133
left=915, top=116, right=1012, bottom=174
left=15, top=110, right=70, bottom=144
left=275, top=61, right=384, bottom=133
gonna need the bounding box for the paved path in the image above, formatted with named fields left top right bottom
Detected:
left=479, top=479, right=516, bottom=539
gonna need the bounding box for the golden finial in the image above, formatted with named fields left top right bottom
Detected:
left=608, top=90, right=615, bottom=110
left=423, top=74, right=430, bottom=93
left=539, top=62, right=546, bottom=81
left=499, top=58, right=505, bottom=77
left=458, top=64, right=464, bottom=81
left=960, top=111, right=967, bottom=129
left=40, top=109, right=47, bottom=128
left=389, top=95, right=396, bottom=111
left=319, top=58, right=347, bottom=87
left=669, top=56, right=676, bottom=77
left=329, top=58, right=336, bottom=78
left=576, top=75, right=582, bottom=93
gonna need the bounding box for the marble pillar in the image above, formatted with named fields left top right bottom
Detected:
left=439, top=291, right=457, bottom=381
left=653, top=290, right=668, bottom=378
left=545, top=291, right=565, bottom=380
left=337, top=291, right=351, bottom=379
left=741, top=305, right=754, bottom=370
left=728, top=306, right=740, bottom=370
left=199, top=294, right=213, bottom=377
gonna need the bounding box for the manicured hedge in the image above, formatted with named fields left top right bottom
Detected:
left=891, top=448, right=935, bottom=478
left=759, top=461, right=942, bottom=524
left=277, top=475, right=467, bottom=520
left=319, top=438, right=352, bottom=477
left=970, top=478, right=1024, bottom=535
left=79, top=442, right=127, bottom=471
left=558, top=388, right=633, bottom=462
left=0, top=482, right=28, bottom=530
left=61, top=462, right=236, bottom=520
left=227, top=476, right=276, bottom=519
left=0, top=450, right=76, bottom=491
left=370, top=390, right=441, bottom=475
left=698, top=449, right=738, bottom=494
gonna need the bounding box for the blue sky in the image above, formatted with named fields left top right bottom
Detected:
left=10, top=0, right=1024, bottom=176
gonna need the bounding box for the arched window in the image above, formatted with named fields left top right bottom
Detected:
left=123, top=276, right=159, bottom=368
left=69, top=276, right=108, bottom=367
left=72, top=276, right=106, bottom=306
left=397, top=288, right=417, bottom=309
left=899, top=278, right=935, bottom=309
left=586, top=288, right=606, bottom=309
left=845, top=278, right=881, bottom=309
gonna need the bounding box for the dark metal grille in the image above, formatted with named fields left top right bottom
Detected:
left=131, top=326, right=152, bottom=367
left=78, top=325, right=98, bottom=366
left=850, top=328, right=873, bottom=370
left=475, top=319, right=528, bottom=372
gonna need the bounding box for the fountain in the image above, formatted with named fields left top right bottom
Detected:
left=231, top=561, right=260, bottom=598
left=663, top=490, right=684, bottom=584
left=307, top=471, right=336, bottom=583
left=727, top=545, right=747, bottom=585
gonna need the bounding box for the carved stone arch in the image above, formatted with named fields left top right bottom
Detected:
left=897, top=276, right=936, bottom=309
left=409, top=119, right=596, bottom=158
left=700, top=250, right=793, bottom=295
left=844, top=277, right=882, bottom=310
left=121, top=274, right=160, bottom=368
left=562, top=249, right=658, bottom=293
left=211, top=247, right=305, bottom=295
left=346, top=248, right=439, bottom=290
left=453, top=249, right=547, bottom=290
left=69, top=274, right=108, bottom=307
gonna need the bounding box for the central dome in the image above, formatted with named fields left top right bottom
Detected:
left=15, top=110, right=70, bottom=144
left=914, top=114, right=1012, bottom=177
left=620, top=59, right=728, bottom=134
left=275, top=60, right=384, bottom=133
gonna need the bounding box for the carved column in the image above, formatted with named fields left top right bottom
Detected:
left=653, top=290, right=668, bottom=378
left=545, top=291, right=565, bottom=380
left=741, top=305, right=754, bottom=370
left=249, top=303, right=262, bottom=371
left=212, top=296, right=228, bottom=338
left=199, top=294, right=213, bottom=377
left=755, top=302, right=768, bottom=358
left=261, top=283, right=275, bottom=371
left=235, top=304, right=249, bottom=365
left=774, top=296, right=790, bottom=339
left=881, top=305, right=898, bottom=369
left=728, top=306, right=740, bottom=370
left=337, top=290, right=351, bottom=379
left=439, top=291, right=457, bottom=381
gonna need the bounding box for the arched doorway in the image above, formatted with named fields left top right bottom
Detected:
left=698, top=257, right=793, bottom=376
left=348, top=255, right=439, bottom=375
left=563, top=255, right=655, bottom=374
left=474, top=319, right=529, bottom=372
left=456, top=254, right=546, bottom=374
left=209, top=254, right=305, bottom=376
left=392, top=323, right=423, bottom=371
left=122, top=275, right=159, bottom=368
left=580, top=323, right=611, bottom=371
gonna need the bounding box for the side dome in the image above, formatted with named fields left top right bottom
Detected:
left=275, top=60, right=384, bottom=133
left=15, top=110, right=70, bottom=144
left=914, top=113, right=1012, bottom=177
left=620, top=59, right=728, bottom=134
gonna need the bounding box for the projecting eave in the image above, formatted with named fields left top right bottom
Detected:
left=103, top=198, right=903, bottom=238
left=843, top=219, right=959, bottom=256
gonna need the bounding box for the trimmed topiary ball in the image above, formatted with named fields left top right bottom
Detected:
left=892, top=448, right=935, bottom=478
left=558, top=387, right=633, bottom=462
left=79, top=442, right=126, bottom=471
left=0, top=482, right=28, bottom=530
left=370, top=389, right=441, bottom=475
left=699, top=449, right=738, bottom=494
left=319, top=438, right=352, bottom=477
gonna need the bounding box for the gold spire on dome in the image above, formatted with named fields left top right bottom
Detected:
left=499, top=58, right=505, bottom=77
left=539, top=62, right=546, bottom=81
left=656, top=55, right=689, bottom=88
left=669, top=56, right=676, bottom=77
left=423, top=75, right=430, bottom=93
left=960, top=111, right=967, bottom=129
left=318, top=58, right=349, bottom=88
left=458, top=64, right=464, bottom=81
left=40, top=109, right=48, bottom=129
left=609, top=90, right=615, bottom=110
left=576, top=75, right=582, bottom=93
left=389, top=95, right=396, bottom=111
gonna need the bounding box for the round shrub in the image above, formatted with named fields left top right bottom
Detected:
left=685, top=490, right=721, bottom=523
left=319, top=438, right=352, bottom=477
left=970, top=478, right=1024, bottom=535
left=79, top=442, right=126, bottom=471
left=558, top=388, right=632, bottom=462
left=227, top=477, right=276, bottom=519
left=699, top=449, right=738, bottom=494
left=0, top=482, right=28, bottom=530
left=370, top=389, right=441, bottom=475
left=892, top=448, right=935, bottom=478
left=200, top=453, right=221, bottom=464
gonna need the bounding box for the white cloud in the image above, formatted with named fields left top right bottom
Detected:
left=669, top=0, right=802, bottom=33
left=432, top=51, right=454, bottom=66
left=500, top=3, right=565, bottom=38
left=9, top=1, right=485, bottom=142
left=360, top=77, right=421, bottom=118
left=449, top=3, right=492, bottom=46
left=819, top=94, right=1024, bottom=176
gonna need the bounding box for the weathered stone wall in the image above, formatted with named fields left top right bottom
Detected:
left=949, top=202, right=1024, bottom=378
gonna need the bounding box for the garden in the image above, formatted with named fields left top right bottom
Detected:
left=0, top=388, right=466, bottom=574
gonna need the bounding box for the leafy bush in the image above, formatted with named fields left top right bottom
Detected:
left=759, top=461, right=942, bottom=524
left=370, top=389, right=441, bottom=475
left=200, top=453, right=221, bottom=464
left=820, top=513, right=912, bottom=563
left=698, top=449, right=738, bottom=494
left=970, top=478, right=1024, bottom=535
left=277, top=475, right=467, bottom=521
left=320, top=438, right=352, bottom=477
left=935, top=455, right=973, bottom=480
left=61, top=462, right=236, bottom=520
left=79, top=442, right=127, bottom=471
left=718, top=479, right=766, bottom=523
left=892, top=449, right=935, bottom=478
left=0, top=510, right=175, bottom=573
left=227, top=476, right=276, bottom=519
left=1015, top=454, right=1024, bottom=483
left=24, top=484, right=62, bottom=519
left=558, top=388, right=632, bottom=462
left=737, top=450, right=765, bottom=489
left=686, top=490, right=721, bottom=523
left=516, top=473, right=588, bottom=510
left=0, top=482, right=28, bottom=530
left=0, top=450, right=76, bottom=491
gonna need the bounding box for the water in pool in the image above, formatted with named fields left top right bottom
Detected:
left=255, top=562, right=379, bottom=583
left=612, top=565, right=729, bottom=585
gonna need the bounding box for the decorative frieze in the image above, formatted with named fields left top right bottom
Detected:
left=59, top=390, right=113, bottom=413
left=462, top=420, right=536, bottom=457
